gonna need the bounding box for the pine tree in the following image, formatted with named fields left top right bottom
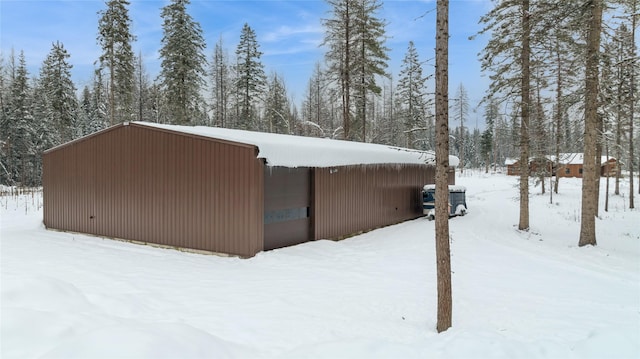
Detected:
left=352, top=0, right=389, bottom=142
left=601, top=24, right=633, bottom=196
left=210, top=37, right=231, bottom=128
left=468, top=128, right=482, bottom=168
left=579, top=0, right=603, bottom=247
left=453, top=84, right=469, bottom=172
left=30, top=77, right=58, bottom=143
left=40, top=41, right=78, bottom=143
left=133, top=52, right=155, bottom=123
left=530, top=81, right=550, bottom=194
left=97, top=0, right=136, bottom=125
left=323, top=0, right=389, bottom=141
left=518, top=0, right=532, bottom=231
left=0, top=52, right=13, bottom=185
left=5, top=51, right=35, bottom=186
left=599, top=28, right=629, bottom=195
left=600, top=41, right=616, bottom=211
left=234, top=23, right=266, bottom=131
left=0, top=53, right=10, bottom=184
left=480, top=121, right=493, bottom=173
left=623, top=0, right=638, bottom=208
left=434, top=0, right=452, bottom=333
left=377, top=76, right=402, bottom=146
left=30, top=79, right=58, bottom=185
left=396, top=41, right=429, bottom=149
left=264, top=72, right=291, bottom=134
left=76, top=69, right=109, bottom=135
left=147, top=81, right=167, bottom=124
left=78, top=86, right=93, bottom=135
left=91, top=68, right=109, bottom=129
left=323, top=0, right=354, bottom=140
left=478, top=0, right=535, bottom=231
left=538, top=1, right=583, bottom=194
left=158, top=0, right=207, bottom=125
left=301, top=62, right=332, bottom=137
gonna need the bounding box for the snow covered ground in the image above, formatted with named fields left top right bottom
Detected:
left=2, top=172, right=639, bottom=359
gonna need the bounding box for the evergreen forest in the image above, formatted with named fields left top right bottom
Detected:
left=0, top=0, right=637, bottom=192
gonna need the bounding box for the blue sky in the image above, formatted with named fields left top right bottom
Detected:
left=1, top=0, right=492, bottom=128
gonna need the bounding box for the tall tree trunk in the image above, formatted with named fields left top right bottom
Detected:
left=343, top=2, right=352, bottom=140
left=595, top=112, right=603, bottom=215
left=317, top=67, right=322, bottom=131
left=536, top=80, right=545, bottom=195
left=605, top=140, right=610, bottom=212
left=459, top=100, right=464, bottom=174
left=579, top=0, right=602, bottom=247
left=361, top=12, right=367, bottom=142
left=519, top=0, right=531, bottom=231
left=554, top=38, right=562, bottom=194
left=493, top=124, right=498, bottom=172
left=615, top=64, right=622, bottom=196
left=629, top=0, right=636, bottom=209
left=109, top=45, right=115, bottom=126
left=138, top=53, right=143, bottom=122
left=435, top=0, right=452, bottom=333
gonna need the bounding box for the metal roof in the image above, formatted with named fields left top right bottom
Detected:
left=137, top=122, right=460, bottom=168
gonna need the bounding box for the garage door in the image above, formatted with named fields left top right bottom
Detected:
left=263, top=167, right=311, bottom=250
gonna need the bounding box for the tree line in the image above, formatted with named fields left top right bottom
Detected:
left=1, top=0, right=439, bottom=186
left=1, top=0, right=638, bottom=206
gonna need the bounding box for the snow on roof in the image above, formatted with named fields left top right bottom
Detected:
left=135, top=122, right=460, bottom=168
left=504, top=158, right=518, bottom=166
left=555, top=153, right=616, bottom=165
left=556, top=153, right=583, bottom=165
left=505, top=154, right=616, bottom=166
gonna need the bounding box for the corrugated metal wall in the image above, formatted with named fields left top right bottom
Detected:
left=313, top=164, right=450, bottom=241
left=43, top=134, right=97, bottom=235
left=43, top=124, right=264, bottom=257
left=43, top=123, right=458, bottom=257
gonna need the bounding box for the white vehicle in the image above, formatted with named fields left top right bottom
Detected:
left=422, top=185, right=467, bottom=220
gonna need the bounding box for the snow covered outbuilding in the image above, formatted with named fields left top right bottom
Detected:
left=43, top=122, right=458, bottom=257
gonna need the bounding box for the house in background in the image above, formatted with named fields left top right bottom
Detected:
left=43, top=122, right=458, bottom=258
left=505, top=153, right=619, bottom=179
left=505, top=157, right=553, bottom=176
left=554, top=153, right=620, bottom=178
left=555, top=153, right=585, bottom=177
left=600, top=157, right=620, bottom=177
left=505, top=158, right=519, bottom=176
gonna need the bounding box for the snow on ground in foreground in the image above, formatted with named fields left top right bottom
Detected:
left=1, top=173, right=639, bottom=359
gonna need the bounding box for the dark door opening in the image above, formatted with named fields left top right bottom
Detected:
left=263, top=167, right=311, bottom=250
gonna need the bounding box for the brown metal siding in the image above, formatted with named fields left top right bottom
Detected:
left=43, top=133, right=97, bottom=235
left=43, top=124, right=264, bottom=257
left=313, top=164, right=438, bottom=241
